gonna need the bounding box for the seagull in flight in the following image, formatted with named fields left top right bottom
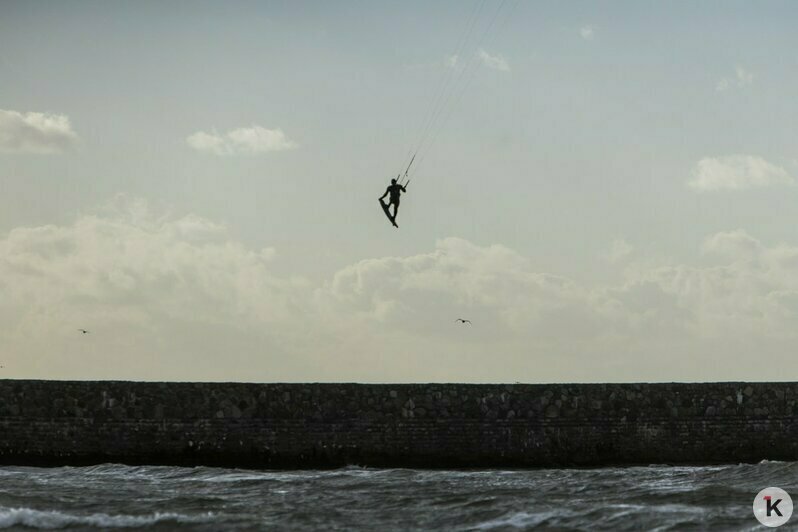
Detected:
left=78, top=329, right=89, bottom=334
left=455, top=319, right=471, bottom=325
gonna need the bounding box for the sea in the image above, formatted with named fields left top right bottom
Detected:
left=0, top=461, right=795, bottom=530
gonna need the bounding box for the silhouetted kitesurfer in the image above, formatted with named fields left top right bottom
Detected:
left=379, top=177, right=407, bottom=227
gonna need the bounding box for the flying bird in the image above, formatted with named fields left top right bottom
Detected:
left=78, top=329, right=89, bottom=334
left=455, top=319, right=471, bottom=325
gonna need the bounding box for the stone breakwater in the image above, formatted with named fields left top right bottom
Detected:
left=0, top=380, right=796, bottom=468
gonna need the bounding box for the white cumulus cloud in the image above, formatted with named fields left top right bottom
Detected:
left=735, top=65, right=753, bottom=85
left=186, top=125, right=297, bottom=156
left=605, top=238, right=634, bottom=263
left=0, top=109, right=79, bottom=153
left=703, top=230, right=762, bottom=259
left=478, top=49, right=510, bottom=72
left=5, top=198, right=798, bottom=382
left=580, top=25, right=595, bottom=40
left=716, top=65, right=754, bottom=92
left=688, top=155, right=793, bottom=191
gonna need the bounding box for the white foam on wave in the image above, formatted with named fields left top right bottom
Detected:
left=472, top=511, right=545, bottom=529
left=0, top=507, right=216, bottom=529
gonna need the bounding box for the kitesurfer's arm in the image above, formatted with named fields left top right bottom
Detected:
left=400, top=185, right=407, bottom=193
left=379, top=187, right=390, bottom=201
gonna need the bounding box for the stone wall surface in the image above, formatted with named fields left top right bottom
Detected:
left=0, top=380, right=796, bottom=468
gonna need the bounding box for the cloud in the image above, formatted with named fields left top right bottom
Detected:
left=605, top=238, right=634, bottom=263
left=0, top=109, right=79, bottom=154
left=688, top=155, right=793, bottom=191
left=703, top=230, right=762, bottom=259
left=186, top=125, right=297, bottom=155
left=0, top=196, right=307, bottom=380
left=323, top=232, right=798, bottom=380
left=4, top=198, right=798, bottom=382
left=716, top=65, right=754, bottom=92
left=579, top=25, right=595, bottom=40
left=477, top=49, right=510, bottom=72
left=735, top=65, right=753, bottom=85
left=445, top=54, right=459, bottom=69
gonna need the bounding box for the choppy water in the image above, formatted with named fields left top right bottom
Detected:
left=1, top=462, right=796, bottom=530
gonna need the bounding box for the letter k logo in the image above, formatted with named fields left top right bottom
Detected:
left=754, top=488, right=792, bottom=527
left=766, top=495, right=783, bottom=517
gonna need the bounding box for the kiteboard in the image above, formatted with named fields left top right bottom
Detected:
left=379, top=199, right=398, bottom=228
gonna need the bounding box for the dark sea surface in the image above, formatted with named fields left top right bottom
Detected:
left=1, top=461, right=796, bottom=530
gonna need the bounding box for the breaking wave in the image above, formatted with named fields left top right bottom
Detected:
left=1, top=462, right=795, bottom=530
left=0, top=508, right=215, bottom=529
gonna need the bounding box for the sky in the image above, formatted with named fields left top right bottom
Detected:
left=2, top=1, right=798, bottom=382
